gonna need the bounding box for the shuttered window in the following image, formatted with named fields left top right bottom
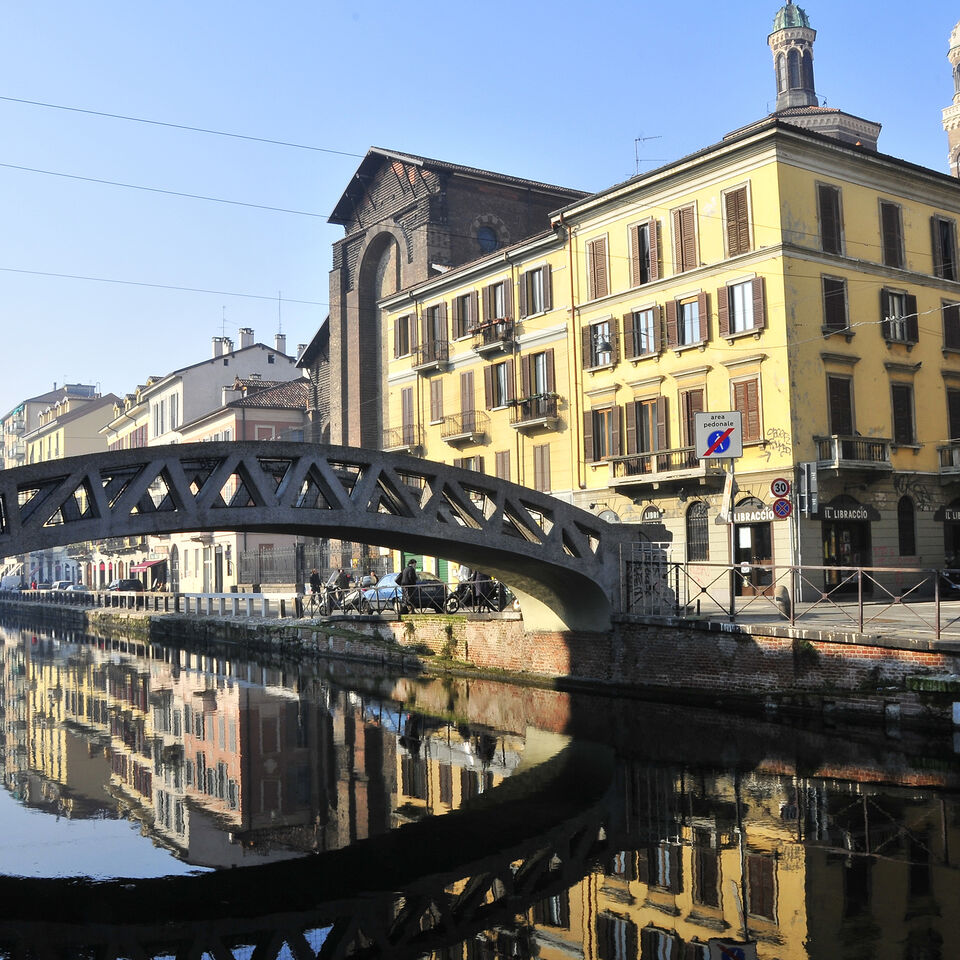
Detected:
left=818, top=184, right=843, bottom=255
left=429, top=380, right=443, bottom=423
left=583, top=320, right=618, bottom=369
left=665, top=292, right=709, bottom=348
left=933, top=216, right=958, bottom=281
left=533, top=444, right=551, bottom=492
left=827, top=376, right=854, bottom=436
left=494, top=450, right=511, bottom=481
left=880, top=201, right=904, bottom=269
left=681, top=388, right=704, bottom=447
left=520, top=349, right=555, bottom=398
left=519, top=265, right=552, bottom=318
left=624, top=306, right=660, bottom=358
left=732, top=378, right=761, bottom=443
left=587, top=237, right=609, bottom=300
left=483, top=281, right=512, bottom=322
left=880, top=289, right=918, bottom=344
left=948, top=388, right=960, bottom=439
left=671, top=204, right=698, bottom=273
left=394, top=314, right=416, bottom=358
left=400, top=387, right=414, bottom=446
left=718, top=278, right=765, bottom=336
left=625, top=398, right=667, bottom=455
left=452, top=291, right=478, bottom=339
left=583, top=406, right=620, bottom=461
left=483, top=361, right=514, bottom=409
left=630, top=220, right=660, bottom=285
left=460, top=370, right=475, bottom=421
left=891, top=383, right=915, bottom=445
left=944, top=302, right=960, bottom=350
left=822, top=277, right=848, bottom=331
left=724, top=186, right=751, bottom=257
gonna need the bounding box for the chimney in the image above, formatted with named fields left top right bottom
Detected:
left=275, top=333, right=287, bottom=355
left=222, top=385, right=241, bottom=405
left=212, top=337, right=225, bottom=358
left=238, top=327, right=254, bottom=349
left=296, top=343, right=307, bottom=361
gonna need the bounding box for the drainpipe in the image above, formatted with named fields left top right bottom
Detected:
left=558, top=213, right=584, bottom=490
left=503, top=251, right=522, bottom=485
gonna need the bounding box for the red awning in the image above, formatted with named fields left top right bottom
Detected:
left=129, top=559, right=166, bottom=573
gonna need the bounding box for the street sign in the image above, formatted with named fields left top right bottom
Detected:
left=708, top=941, right=758, bottom=960
left=694, top=411, right=743, bottom=460
left=773, top=497, right=793, bottom=520
left=770, top=477, right=791, bottom=498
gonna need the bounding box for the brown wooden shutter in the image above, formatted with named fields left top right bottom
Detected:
left=506, top=362, right=515, bottom=403
left=823, top=277, right=846, bottom=329
left=752, top=277, right=766, bottom=332
left=648, top=219, right=660, bottom=282
left=542, top=264, right=553, bottom=311
left=482, top=285, right=494, bottom=323
left=394, top=316, right=402, bottom=357
left=932, top=216, right=945, bottom=277
left=880, top=289, right=892, bottom=340
left=451, top=297, right=463, bottom=339
left=421, top=312, right=431, bottom=348
left=655, top=396, right=668, bottom=451
left=906, top=293, right=919, bottom=342
left=725, top=187, right=749, bottom=257
left=583, top=411, right=594, bottom=462
left=545, top=350, right=555, bottom=391
left=665, top=300, right=679, bottom=347
left=611, top=405, right=621, bottom=457
left=503, top=280, right=514, bottom=319
left=652, top=305, right=662, bottom=352
left=410, top=314, right=418, bottom=351
left=625, top=401, right=638, bottom=455
left=881, top=202, right=903, bottom=268
left=430, top=380, right=443, bottom=422
left=629, top=225, right=641, bottom=287
left=520, top=355, right=531, bottom=398
left=697, top=291, right=709, bottom=342
left=518, top=273, right=528, bottom=318
left=945, top=302, right=960, bottom=350
left=401, top=386, right=413, bottom=430
left=734, top=379, right=760, bottom=442
left=611, top=322, right=621, bottom=365
left=948, top=389, right=960, bottom=439
left=672, top=208, right=683, bottom=272
left=582, top=326, right=593, bottom=368
left=495, top=449, right=511, bottom=480
left=892, top=383, right=914, bottom=444
left=460, top=371, right=474, bottom=414
left=484, top=366, right=493, bottom=409
left=589, top=237, right=608, bottom=299
left=475, top=456, right=485, bottom=474
left=452, top=458, right=464, bottom=469
left=819, top=185, right=841, bottom=254
left=467, top=290, right=478, bottom=331
left=828, top=376, right=853, bottom=435
left=681, top=206, right=697, bottom=271
left=717, top=285, right=730, bottom=337
left=438, top=302, right=448, bottom=340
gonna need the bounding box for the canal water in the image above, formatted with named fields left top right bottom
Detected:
left=0, top=619, right=958, bottom=959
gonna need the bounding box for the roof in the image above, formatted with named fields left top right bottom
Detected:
left=229, top=378, right=309, bottom=409
left=329, top=147, right=586, bottom=225
left=772, top=3, right=811, bottom=31
left=22, top=394, right=121, bottom=439
left=296, top=317, right=329, bottom=369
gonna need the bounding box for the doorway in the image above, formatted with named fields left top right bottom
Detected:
left=823, top=520, right=872, bottom=595
left=734, top=522, right=773, bottom=596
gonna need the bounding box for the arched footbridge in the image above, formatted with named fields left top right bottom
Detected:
left=0, top=441, right=641, bottom=632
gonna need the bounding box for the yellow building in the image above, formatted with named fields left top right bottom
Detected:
left=379, top=7, right=960, bottom=603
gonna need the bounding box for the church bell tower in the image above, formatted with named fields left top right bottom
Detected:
left=942, top=21, right=960, bottom=177
left=768, top=3, right=818, bottom=111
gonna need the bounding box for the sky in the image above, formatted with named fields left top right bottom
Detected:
left=0, top=1, right=958, bottom=416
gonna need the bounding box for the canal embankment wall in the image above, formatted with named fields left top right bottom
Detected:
left=3, top=597, right=960, bottom=732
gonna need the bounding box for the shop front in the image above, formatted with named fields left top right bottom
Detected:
left=732, top=497, right=774, bottom=596
left=819, top=495, right=877, bottom=595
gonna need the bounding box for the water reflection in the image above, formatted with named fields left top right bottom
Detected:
left=0, top=621, right=958, bottom=959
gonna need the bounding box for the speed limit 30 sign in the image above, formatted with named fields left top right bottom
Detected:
left=771, top=477, right=791, bottom=498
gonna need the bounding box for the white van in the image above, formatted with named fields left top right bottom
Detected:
left=0, top=575, right=22, bottom=592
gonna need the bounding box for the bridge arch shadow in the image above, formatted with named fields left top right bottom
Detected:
left=0, top=442, right=642, bottom=632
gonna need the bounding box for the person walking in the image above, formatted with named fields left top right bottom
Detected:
left=309, top=569, right=321, bottom=594
left=398, top=558, right=419, bottom=614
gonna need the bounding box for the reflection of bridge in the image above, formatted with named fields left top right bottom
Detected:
left=0, top=442, right=636, bottom=631
left=0, top=732, right=616, bottom=960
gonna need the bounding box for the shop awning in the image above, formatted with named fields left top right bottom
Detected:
left=129, top=559, right=166, bottom=573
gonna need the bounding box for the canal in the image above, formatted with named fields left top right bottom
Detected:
left=0, top=619, right=958, bottom=959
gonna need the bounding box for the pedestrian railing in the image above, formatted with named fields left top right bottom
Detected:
left=625, top=558, right=960, bottom=639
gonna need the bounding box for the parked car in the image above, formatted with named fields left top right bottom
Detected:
left=50, top=580, right=73, bottom=591
left=108, top=578, right=144, bottom=592
left=359, top=571, right=450, bottom=614
left=65, top=584, right=87, bottom=592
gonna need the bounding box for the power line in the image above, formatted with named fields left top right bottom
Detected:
left=0, top=160, right=328, bottom=218
left=0, top=94, right=366, bottom=159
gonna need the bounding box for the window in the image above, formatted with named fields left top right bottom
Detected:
left=948, top=388, right=960, bottom=439
left=880, top=200, right=904, bottom=269
left=672, top=203, right=698, bottom=272
left=584, top=320, right=618, bottom=368
left=693, top=829, right=720, bottom=907
left=495, top=449, right=511, bottom=481
left=747, top=855, right=777, bottom=922
left=932, top=215, right=958, bottom=281
left=596, top=913, right=637, bottom=960
left=477, top=225, right=498, bottom=253
left=629, top=219, right=660, bottom=285
left=401, top=386, right=415, bottom=445
left=587, top=236, right=609, bottom=299
left=584, top=406, right=620, bottom=462
left=394, top=314, right=417, bottom=358
left=827, top=376, right=854, bottom=436
left=624, top=306, right=660, bottom=358
left=724, top=185, right=751, bottom=257
left=943, top=301, right=960, bottom=350
left=484, top=360, right=514, bottom=409
left=891, top=383, right=915, bottom=445
left=686, top=502, right=709, bottom=561
left=483, top=280, right=512, bottom=322
left=880, top=289, right=918, bottom=344
left=665, top=292, right=708, bottom=348
left=818, top=184, right=843, bottom=254
left=681, top=388, right=704, bottom=459
left=519, top=265, right=552, bottom=317
left=719, top=277, right=765, bottom=336
left=898, top=496, right=916, bottom=556
left=732, top=377, right=762, bottom=443
left=452, top=455, right=484, bottom=472
left=429, top=380, right=443, bottom=423
left=422, top=303, right=447, bottom=347
left=822, top=276, right=849, bottom=331
left=520, top=349, right=555, bottom=398
left=625, top=397, right=666, bottom=459
left=533, top=444, right=551, bottom=492
left=452, top=291, right=478, bottom=338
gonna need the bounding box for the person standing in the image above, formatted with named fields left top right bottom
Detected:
left=309, top=569, right=321, bottom=594
left=398, top=558, right=418, bottom=613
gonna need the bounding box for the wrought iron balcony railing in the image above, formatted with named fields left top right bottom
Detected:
left=441, top=410, right=489, bottom=444
left=382, top=424, right=422, bottom=454
left=815, top=435, right=892, bottom=471
left=412, top=339, right=449, bottom=371
left=510, top=394, right=559, bottom=429
left=472, top=319, right=514, bottom=354
left=609, top=446, right=725, bottom=486
left=939, top=443, right=960, bottom=477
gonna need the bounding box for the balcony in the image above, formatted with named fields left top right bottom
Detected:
left=442, top=410, right=489, bottom=445
left=7, top=418, right=24, bottom=435
left=938, top=443, right=960, bottom=479
left=815, top=435, right=892, bottom=472
left=472, top=319, right=515, bottom=355
left=608, top=446, right=726, bottom=488
left=412, top=339, right=449, bottom=372
left=382, top=424, right=422, bottom=454
left=510, top=394, right=559, bottom=430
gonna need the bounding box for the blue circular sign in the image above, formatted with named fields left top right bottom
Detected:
left=707, top=429, right=731, bottom=454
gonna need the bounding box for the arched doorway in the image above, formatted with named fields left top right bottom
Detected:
left=731, top=496, right=774, bottom=596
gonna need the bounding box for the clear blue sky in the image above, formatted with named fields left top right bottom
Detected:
left=0, top=1, right=957, bottom=415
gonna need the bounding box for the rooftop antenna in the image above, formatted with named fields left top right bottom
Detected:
left=220, top=305, right=227, bottom=338
left=277, top=290, right=283, bottom=334
left=635, top=134, right=663, bottom=175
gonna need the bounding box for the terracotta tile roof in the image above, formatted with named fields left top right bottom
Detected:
left=229, top=378, right=309, bottom=409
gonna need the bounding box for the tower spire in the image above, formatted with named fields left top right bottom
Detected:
left=769, top=4, right=818, bottom=111
left=942, top=21, right=960, bottom=177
